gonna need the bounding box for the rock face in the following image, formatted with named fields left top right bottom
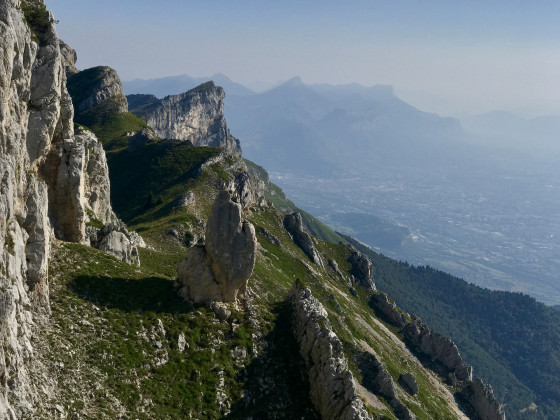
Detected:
left=459, top=378, right=506, bottom=420
left=289, top=283, right=372, bottom=420
left=284, top=213, right=323, bottom=267
left=348, top=246, right=376, bottom=291
left=129, top=81, right=242, bottom=155
left=177, top=190, right=256, bottom=303
left=370, top=292, right=408, bottom=328
left=0, top=3, right=140, bottom=416
left=402, top=319, right=472, bottom=382
left=66, top=65, right=128, bottom=120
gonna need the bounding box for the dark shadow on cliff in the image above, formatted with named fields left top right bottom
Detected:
left=224, top=300, right=319, bottom=420
left=68, top=275, right=194, bottom=314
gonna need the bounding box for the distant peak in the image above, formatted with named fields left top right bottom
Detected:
left=283, top=76, right=304, bottom=87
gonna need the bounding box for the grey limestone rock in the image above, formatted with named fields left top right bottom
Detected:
left=177, top=190, right=256, bottom=303
left=131, top=81, right=242, bottom=155
left=402, top=319, right=472, bottom=382
left=283, top=213, right=323, bottom=267
left=348, top=246, right=376, bottom=291
left=459, top=378, right=505, bottom=420
left=370, top=292, right=408, bottom=328
left=0, top=4, right=141, bottom=416
left=289, top=283, right=372, bottom=420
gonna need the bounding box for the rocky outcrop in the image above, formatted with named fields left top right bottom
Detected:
left=284, top=213, right=323, bottom=267
left=398, top=373, right=418, bottom=396
left=234, top=170, right=266, bottom=208
left=357, top=352, right=416, bottom=420
left=370, top=292, right=408, bottom=328
left=402, top=319, right=472, bottom=382
left=177, top=190, right=256, bottom=303
left=348, top=246, right=376, bottom=291
left=289, top=283, right=372, bottom=420
left=0, top=3, right=140, bottom=417
left=67, top=65, right=128, bottom=120
left=129, top=81, right=242, bottom=155
left=458, top=379, right=506, bottom=420
left=59, top=39, right=78, bottom=75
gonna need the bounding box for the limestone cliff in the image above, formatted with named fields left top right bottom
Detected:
left=128, top=81, right=242, bottom=155
left=0, top=2, right=138, bottom=416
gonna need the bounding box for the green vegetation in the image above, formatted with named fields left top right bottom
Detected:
left=344, top=234, right=560, bottom=419
left=20, top=0, right=50, bottom=45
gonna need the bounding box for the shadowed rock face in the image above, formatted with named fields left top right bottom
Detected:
left=283, top=213, right=323, bottom=267
left=67, top=65, right=128, bottom=118
left=177, top=191, right=256, bottom=303
left=129, top=81, right=242, bottom=155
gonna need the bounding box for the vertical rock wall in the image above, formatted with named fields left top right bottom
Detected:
left=0, top=1, right=138, bottom=416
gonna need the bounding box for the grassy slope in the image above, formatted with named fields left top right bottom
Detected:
left=40, top=112, right=468, bottom=418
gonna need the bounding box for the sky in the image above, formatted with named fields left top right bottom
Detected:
left=47, top=0, right=560, bottom=117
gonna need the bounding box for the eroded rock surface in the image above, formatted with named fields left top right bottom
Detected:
left=459, top=378, right=506, bottom=420
left=177, top=191, right=256, bottom=303
left=370, top=292, right=408, bottom=328
left=284, top=213, right=323, bottom=267
left=0, top=4, right=140, bottom=416
left=402, top=319, right=472, bottom=382
left=130, top=81, right=242, bottom=155
left=289, top=283, right=372, bottom=420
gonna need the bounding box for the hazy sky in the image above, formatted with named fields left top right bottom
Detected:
left=48, top=0, right=560, bottom=117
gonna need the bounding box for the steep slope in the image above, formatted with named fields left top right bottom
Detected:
left=0, top=1, right=138, bottom=417
left=56, top=58, right=506, bottom=417
left=345, top=235, right=560, bottom=419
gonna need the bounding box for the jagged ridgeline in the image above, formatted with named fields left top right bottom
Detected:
left=0, top=1, right=535, bottom=419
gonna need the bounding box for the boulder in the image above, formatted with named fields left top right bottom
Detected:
left=177, top=191, right=256, bottom=303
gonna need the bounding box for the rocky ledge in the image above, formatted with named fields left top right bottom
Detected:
left=289, top=282, right=372, bottom=420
